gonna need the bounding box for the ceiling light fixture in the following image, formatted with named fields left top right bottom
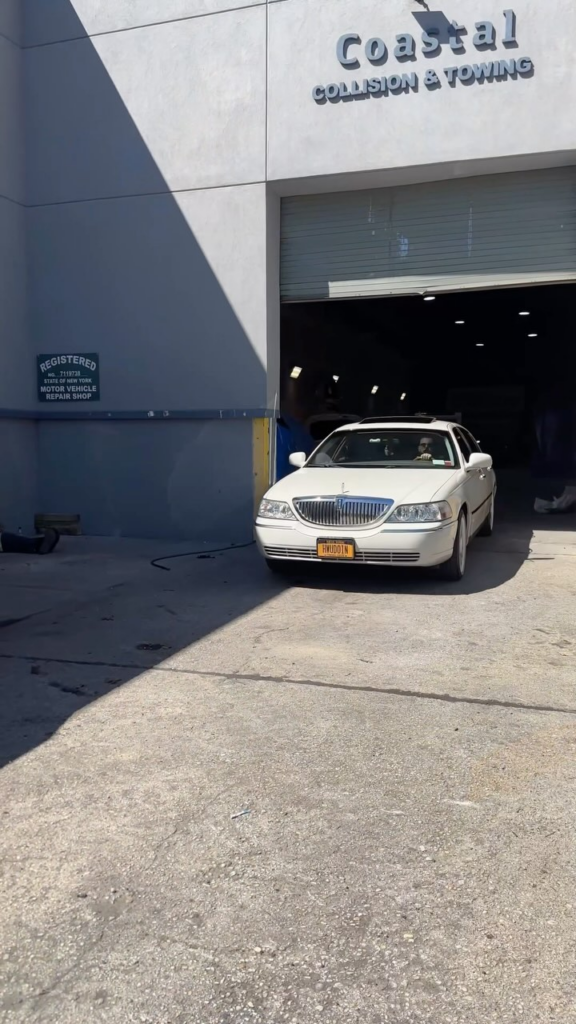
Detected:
left=528, top=333, right=538, bottom=338
left=455, top=320, right=465, bottom=325
left=423, top=295, right=436, bottom=302
left=290, top=366, right=302, bottom=379
left=519, top=311, right=530, bottom=316
left=476, top=343, right=485, bottom=348
left=371, top=385, right=379, bottom=395
left=332, top=374, right=340, bottom=382
left=400, top=392, right=407, bottom=401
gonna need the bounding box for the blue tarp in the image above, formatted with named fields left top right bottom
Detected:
left=276, top=416, right=315, bottom=480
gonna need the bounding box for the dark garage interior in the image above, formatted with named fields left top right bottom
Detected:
left=280, top=283, right=576, bottom=515
left=281, top=282, right=575, bottom=460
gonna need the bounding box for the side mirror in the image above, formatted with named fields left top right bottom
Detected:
left=467, top=452, right=492, bottom=471
left=289, top=452, right=307, bottom=469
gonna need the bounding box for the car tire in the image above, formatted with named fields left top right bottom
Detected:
left=477, top=493, right=495, bottom=537
left=440, top=512, right=467, bottom=581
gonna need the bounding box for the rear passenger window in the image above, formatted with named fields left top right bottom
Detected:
left=461, top=428, right=481, bottom=453
left=454, top=429, right=472, bottom=463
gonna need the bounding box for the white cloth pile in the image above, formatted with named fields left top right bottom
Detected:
left=534, top=486, right=576, bottom=514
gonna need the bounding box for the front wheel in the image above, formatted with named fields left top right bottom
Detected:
left=477, top=493, right=495, bottom=537
left=440, top=512, right=467, bottom=581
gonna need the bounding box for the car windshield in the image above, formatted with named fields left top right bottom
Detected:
left=307, top=429, right=459, bottom=468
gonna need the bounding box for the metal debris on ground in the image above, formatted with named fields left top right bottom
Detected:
left=230, top=809, right=250, bottom=820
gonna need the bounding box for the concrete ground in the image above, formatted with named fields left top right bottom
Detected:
left=1, top=506, right=576, bottom=1023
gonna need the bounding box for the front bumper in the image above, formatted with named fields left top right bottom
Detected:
left=255, top=517, right=458, bottom=567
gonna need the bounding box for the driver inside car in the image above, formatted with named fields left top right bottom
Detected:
left=414, top=436, right=435, bottom=461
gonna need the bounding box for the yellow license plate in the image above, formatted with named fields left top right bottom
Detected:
left=317, top=540, right=355, bottom=560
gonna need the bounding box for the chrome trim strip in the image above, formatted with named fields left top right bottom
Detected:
left=381, top=521, right=454, bottom=533
left=263, top=545, right=421, bottom=564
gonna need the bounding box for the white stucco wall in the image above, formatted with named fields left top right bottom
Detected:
left=0, top=25, right=27, bottom=410
left=0, top=420, right=37, bottom=532
left=0, top=201, right=29, bottom=409
left=25, top=0, right=270, bottom=413
left=23, top=0, right=576, bottom=421
left=36, top=417, right=255, bottom=541
left=0, top=0, right=21, bottom=45
left=24, top=0, right=263, bottom=46
left=0, top=34, right=24, bottom=205
left=15, top=0, right=576, bottom=538
left=0, top=9, right=36, bottom=528
left=28, top=183, right=269, bottom=410
left=267, top=0, right=576, bottom=182
left=25, top=5, right=266, bottom=205
left=0, top=18, right=26, bottom=413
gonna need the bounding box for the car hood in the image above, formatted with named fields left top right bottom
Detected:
left=266, top=467, right=463, bottom=507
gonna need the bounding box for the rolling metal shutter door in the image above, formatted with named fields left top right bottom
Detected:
left=280, top=168, right=576, bottom=301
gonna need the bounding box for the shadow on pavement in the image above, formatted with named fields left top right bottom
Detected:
left=4, top=479, right=576, bottom=767
left=0, top=6, right=272, bottom=765
left=281, top=541, right=530, bottom=597
left=287, top=476, right=576, bottom=596
left=283, top=526, right=535, bottom=599
left=0, top=542, right=285, bottom=769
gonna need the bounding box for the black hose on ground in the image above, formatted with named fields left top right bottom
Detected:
left=150, top=540, right=255, bottom=571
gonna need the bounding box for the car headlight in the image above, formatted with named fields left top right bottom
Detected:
left=258, top=499, right=296, bottom=520
left=390, top=501, right=452, bottom=523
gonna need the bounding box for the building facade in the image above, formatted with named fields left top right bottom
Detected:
left=2, top=0, right=575, bottom=539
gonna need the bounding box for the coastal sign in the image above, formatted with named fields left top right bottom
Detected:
left=37, top=353, right=100, bottom=402
left=313, top=9, right=533, bottom=103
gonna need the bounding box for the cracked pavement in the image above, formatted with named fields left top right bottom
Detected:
left=1, top=519, right=576, bottom=1023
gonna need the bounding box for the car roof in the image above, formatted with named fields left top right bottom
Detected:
left=332, top=418, right=459, bottom=434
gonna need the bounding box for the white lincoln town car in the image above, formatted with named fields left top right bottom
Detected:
left=256, top=417, right=496, bottom=581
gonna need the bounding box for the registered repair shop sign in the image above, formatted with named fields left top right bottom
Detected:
left=37, top=353, right=100, bottom=402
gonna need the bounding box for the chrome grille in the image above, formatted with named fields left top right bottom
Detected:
left=293, top=496, right=392, bottom=528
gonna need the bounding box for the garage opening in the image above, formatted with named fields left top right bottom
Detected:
left=281, top=280, right=575, bottom=458
left=277, top=168, right=576, bottom=516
